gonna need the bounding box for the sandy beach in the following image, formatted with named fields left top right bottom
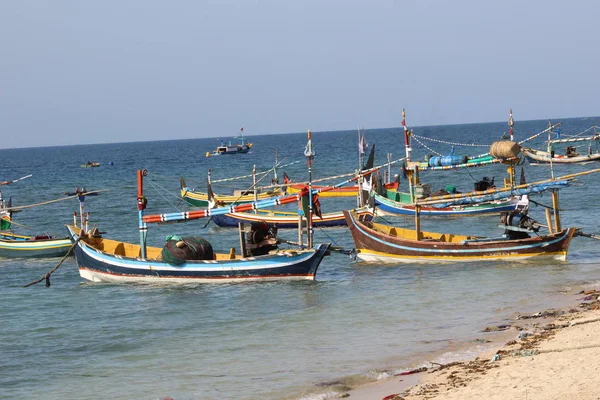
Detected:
left=348, top=290, right=600, bottom=400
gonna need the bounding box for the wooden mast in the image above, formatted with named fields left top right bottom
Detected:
left=404, top=108, right=421, bottom=240
left=402, top=108, right=416, bottom=203
left=137, top=169, right=148, bottom=259
left=304, top=129, right=315, bottom=248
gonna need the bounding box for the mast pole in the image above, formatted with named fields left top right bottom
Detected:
left=548, top=120, right=555, bottom=180
left=357, top=127, right=364, bottom=207
left=507, top=110, right=516, bottom=187
left=304, top=129, right=315, bottom=248
left=508, top=108, right=514, bottom=142
left=253, top=164, right=258, bottom=212
left=402, top=109, right=415, bottom=202
left=137, top=169, right=148, bottom=259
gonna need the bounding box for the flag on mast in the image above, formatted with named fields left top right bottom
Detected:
left=358, top=129, right=368, bottom=155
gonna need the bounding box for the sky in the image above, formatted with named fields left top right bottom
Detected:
left=1, top=0, right=599, bottom=149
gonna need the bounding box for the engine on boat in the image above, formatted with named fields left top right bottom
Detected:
left=500, top=196, right=540, bottom=239
left=162, top=236, right=214, bottom=264
left=246, top=221, right=278, bottom=256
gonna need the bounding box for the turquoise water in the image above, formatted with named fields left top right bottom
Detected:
left=2, top=117, right=600, bottom=399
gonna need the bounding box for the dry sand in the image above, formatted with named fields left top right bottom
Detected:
left=347, top=290, right=600, bottom=400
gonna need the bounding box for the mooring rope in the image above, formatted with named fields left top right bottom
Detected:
left=24, top=237, right=82, bottom=288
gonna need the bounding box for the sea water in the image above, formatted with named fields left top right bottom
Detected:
left=2, top=117, right=600, bottom=399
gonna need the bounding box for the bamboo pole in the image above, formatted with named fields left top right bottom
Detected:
left=552, top=190, right=561, bottom=231
left=545, top=208, right=554, bottom=235
left=415, top=204, right=422, bottom=241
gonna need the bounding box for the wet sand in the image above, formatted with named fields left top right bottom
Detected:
left=347, top=290, right=600, bottom=400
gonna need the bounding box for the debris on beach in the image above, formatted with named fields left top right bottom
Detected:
left=395, top=367, right=428, bottom=376
left=516, top=308, right=562, bottom=320
left=482, top=324, right=511, bottom=332
left=381, top=394, right=405, bottom=400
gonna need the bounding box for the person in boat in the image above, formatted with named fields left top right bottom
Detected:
left=550, top=143, right=555, bottom=158
left=565, top=146, right=578, bottom=157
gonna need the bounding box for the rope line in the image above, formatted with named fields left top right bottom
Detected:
left=411, top=135, right=443, bottom=156
left=411, top=133, right=491, bottom=147
left=6, top=189, right=109, bottom=211
left=146, top=178, right=183, bottom=212
left=212, top=160, right=301, bottom=183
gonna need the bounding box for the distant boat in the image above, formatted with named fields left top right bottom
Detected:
left=81, top=162, right=101, bottom=168
left=523, top=125, right=600, bottom=164
left=206, top=128, right=252, bottom=157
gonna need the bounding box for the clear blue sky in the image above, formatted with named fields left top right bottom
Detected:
left=1, top=0, right=598, bottom=149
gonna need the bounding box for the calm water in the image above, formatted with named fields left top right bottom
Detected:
left=2, top=117, right=600, bottom=400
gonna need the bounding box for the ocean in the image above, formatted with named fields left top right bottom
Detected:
left=2, top=116, right=600, bottom=399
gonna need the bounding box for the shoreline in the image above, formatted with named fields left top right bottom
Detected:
left=344, top=286, right=600, bottom=400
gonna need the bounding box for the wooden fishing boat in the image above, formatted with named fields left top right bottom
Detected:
left=68, top=170, right=330, bottom=284
left=66, top=224, right=329, bottom=283
left=344, top=166, right=600, bottom=263
left=181, top=178, right=284, bottom=207
left=523, top=148, right=600, bottom=164
left=68, top=133, right=332, bottom=284
left=0, top=231, right=71, bottom=258
left=522, top=125, right=600, bottom=164
left=211, top=206, right=373, bottom=229
left=372, top=191, right=518, bottom=217
left=206, top=129, right=252, bottom=157
left=81, top=162, right=101, bottom=168
left=371, top=109, right=521, bottom=217
left=343, top=209, right=576, bottom=263
left=0, top=175, right=71, bottom=258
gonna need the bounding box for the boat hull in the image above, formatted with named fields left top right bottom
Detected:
left=181, top=187, right=284, bottom=207
left=0, top=232, right=71, bottom=258
left=211, top=207, right=373, bottom=228
left=343, top=210, right=576, bottom=263
left=286, top=182, right=397, bottom=198
left=523, top=148, right=600, bottom=164
left=66, top=225, right=330, bottom=283
left=373, top=192, right=518, bottom=217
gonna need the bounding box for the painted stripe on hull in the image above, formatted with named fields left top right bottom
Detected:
left=355, top=249, right=568, bottom=263
left=79, top=268, right=316, bottom=284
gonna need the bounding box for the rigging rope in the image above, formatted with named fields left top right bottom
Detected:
left=411, top=135, right=443, bottom=156
left=6, top=189, right=109, bottom=211
left=411, top=133, right=490, bottom=148
left=146, top=178, right=183, bottom=212
left=211, top=160, right=301, bottom=183
left=258, top=156, right=408, bottom=190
